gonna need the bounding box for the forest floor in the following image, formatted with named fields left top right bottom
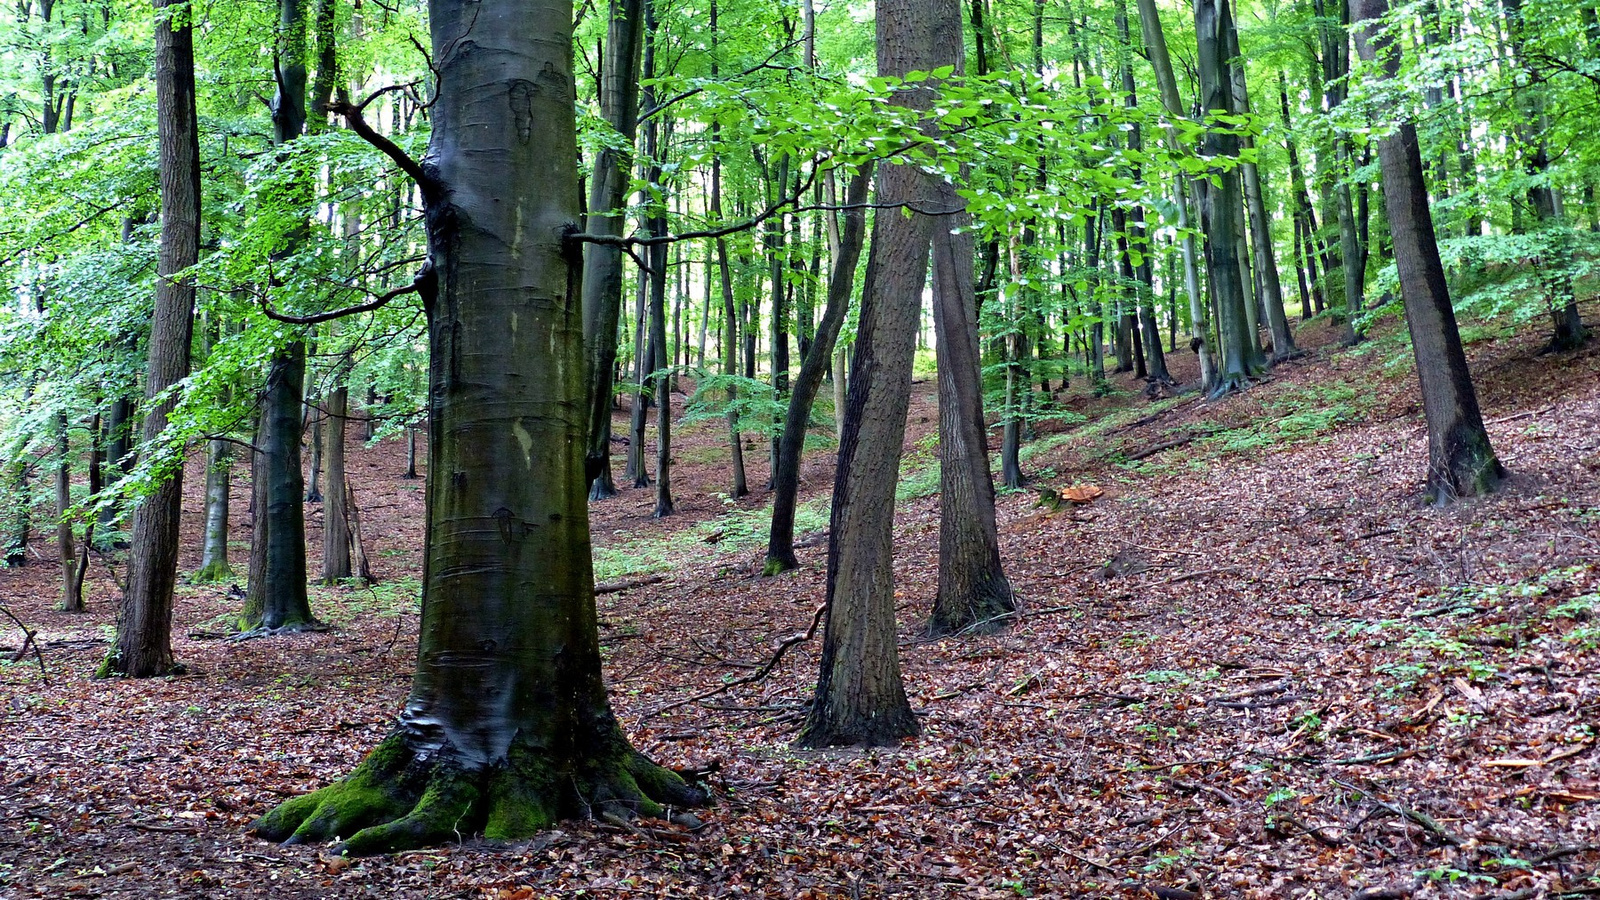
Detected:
left=2, top=307, right=1599, bottom=899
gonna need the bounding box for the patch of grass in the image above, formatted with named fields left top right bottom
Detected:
left=592, top=495, right=833, bottom=582
left=1202, top=380, right=1377, bottom=454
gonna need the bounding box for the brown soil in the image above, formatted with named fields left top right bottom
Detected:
left=2, top=309, right=1598, bottom=898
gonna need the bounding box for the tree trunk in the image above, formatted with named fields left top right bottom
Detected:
left=581, top=0, right=646, bottom=502
left=244, top=344, right=316, bottom=631
left=1351, top=0, right=1503, bottom=503
left=929, top=177, right=1013, bottom=635
left=1137, top=0, right=1215, bottom=392
left=322, top=383, right=351, bottom=582
left=56, top=413, right=81, bottom=612
left=105, top=0, right=200, bottom=677
left=194, top=438, right=234, bottom=583
left=709, top=2, right=748, bottom=498
left=795, top=0, right=927, bottom=751
left=1195, top=0, right=1257, bottom=395
left=253, top=0, right=704, bottom=854
left=764, top=168, right=871, bottom=575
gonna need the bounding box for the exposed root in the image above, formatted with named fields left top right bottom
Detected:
left=251, top=733, right=709, bottom=855
left=230, top=620, right=329, bottom=642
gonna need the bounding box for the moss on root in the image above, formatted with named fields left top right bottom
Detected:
left=251, top=733, right=709, bottom=855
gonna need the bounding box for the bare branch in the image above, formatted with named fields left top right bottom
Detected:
left=257, top=265, right=433, bottom=325
left=324, top=95, right=437, bottom=198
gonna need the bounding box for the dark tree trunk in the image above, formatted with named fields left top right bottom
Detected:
left=764, top=169, right=871, bottom=575
left=929, top=176, right=1013, bottom=635
left=1352, top=0, right=1503, bottom=503
left=581, top=0, right=646, bottom=502
left=253, top=0, right=704, bottom=854
left=244, top=344, right=316, bottom=631
left=99, top=393, right=134, bottom=543
left=709, top=0, right=747, bottom=499
left=105, top=0, right=200, bottom=677
left=795, top=0, right=928, bottom=751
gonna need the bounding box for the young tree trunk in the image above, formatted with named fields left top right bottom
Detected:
left=1137, top=0, right=1215, bottom=391
left=253, top=0, right=705, bottom=854
left=795, top=0, right=928, bottom=750
left=404, top=424, right=418, bottom=479
left=1351, top=0, right=1503, bottom=503
left=243, top=344, right=316, bottom=632
left=626, top=267, right=652, bottom=487
left=581, top=0, right=646, bottom=502
left=194, top=438, right=233, bottom=583
left=55, top=414, right=81, bottom=612
left=708, top=6, right=748, bottom=498
left=764, top=169, right=871, bottom=575
left=321, top=382, right=351, bottom=582
left=764, top=154, right=791, bottom=490
left=105, top=0, right=200, bottom=677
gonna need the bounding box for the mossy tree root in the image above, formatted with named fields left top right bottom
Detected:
left=190, top=561, right=234, bottom=584
left=251, top=733, right=709, bottom=855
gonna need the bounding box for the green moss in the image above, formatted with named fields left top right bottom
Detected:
left=338, top=767, right=478, bottom=856
left=190, top=561, right=234, bottom=584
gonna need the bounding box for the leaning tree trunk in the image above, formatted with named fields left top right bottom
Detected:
left=764, top=168, right=872, bottom=575
left=105, top=0, right=200, bottom=677
left=1352, top=0, right=1503, bottom=504
left=795, top=0, right=929, bottom=750
left=252, top=0, right=705, bottom=854
left=1137, top=0, right=1215, bottom=392
left=581, top=0, right=646, bottom=501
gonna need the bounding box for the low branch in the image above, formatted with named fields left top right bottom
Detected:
left=257, top=267, right=431, bottom=325
left=324, top=94, right=437, bottom=198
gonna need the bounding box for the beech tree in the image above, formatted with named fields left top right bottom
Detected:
left=252, top=0, right=704, bottom=853
left=1351, top=0, right=1504, bottom=503
left=104, top=0, right=201, bottom=678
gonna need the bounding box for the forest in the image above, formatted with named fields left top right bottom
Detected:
left=0, top=0, right=1597, bottom=895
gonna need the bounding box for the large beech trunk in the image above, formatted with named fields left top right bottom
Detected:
left=253, top=0, right=703, bottom=855
left=1351, top=0, right=1503, bottom=504
left=105, top=0, right=199, bottom=677
left=796, top=0, right=930, bottom=750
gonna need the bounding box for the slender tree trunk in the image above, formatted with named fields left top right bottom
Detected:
left=929, top=181, right=1013, bottom=634
left=1352, top=0, right=1503, bottom=503
left=582, top=0, right=646, bottom=501
left=55, top=414, right=81, bottom=611
left=105, top=0, right=200, bottom=677
left=765, top=169, right=871, bottom=574
left=194, top=439, right=234, bottom=583
left=1138, top=0, right=1215, bottom=391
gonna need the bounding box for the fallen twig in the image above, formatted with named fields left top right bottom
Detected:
left=646, top=604, right=825, bottom=718
left=0, top=602, right=46, bottom=682
left=596, top=574, right=666, bottom=595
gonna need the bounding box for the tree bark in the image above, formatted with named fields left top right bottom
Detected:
left=1351, top=0, right=1503, bottom=503
left=764, top=168, right=871, bottom=575
left=322, top=382, right=352, bottom=581
left=194, top=438, right=234, bottom=583
left=244, top=344, right=316, bottom=631
left=795, top=0, right=928, bottom=750
left=105, top=0, right=200, bottom=677
left=253, top=0, right=704, bottom=854
left=582, top=0, right=646, bottom=501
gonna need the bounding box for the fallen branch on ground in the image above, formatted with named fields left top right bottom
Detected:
left=646, top=604, right=826, bottom=718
